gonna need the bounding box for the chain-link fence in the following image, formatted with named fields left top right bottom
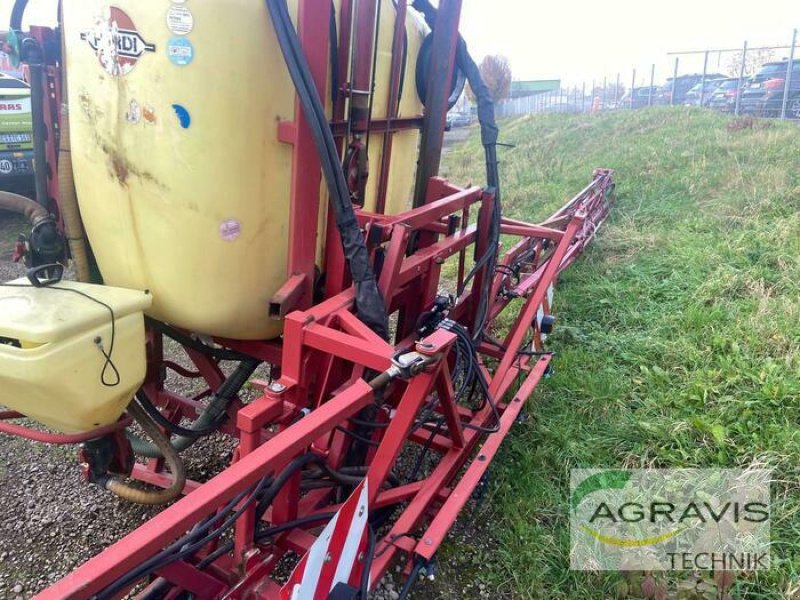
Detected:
left=496, top=29, right=798, bottom=120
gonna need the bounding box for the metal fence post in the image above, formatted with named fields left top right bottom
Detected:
left=630, top=70, right=635, bottom=109
left=649, top=64, right=655, bottom=106
left=780, top=28, right=797, bottom=119
left=699, top=50, right=709, bottom=106
left=735, top=41, right=748, bottom=116
left=671, top=58, right=678, bottom=106
left=581, top=82, right=586, bottom=112
left=602, top=76, right=607, bottom=111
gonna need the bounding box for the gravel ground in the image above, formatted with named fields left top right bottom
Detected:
left=0, top=208, right=501, bottom=599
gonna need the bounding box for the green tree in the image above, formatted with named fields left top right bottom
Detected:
left=479, top=55, right=512, bottom=102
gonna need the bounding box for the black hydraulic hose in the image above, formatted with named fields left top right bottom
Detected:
left=199, top=509, right=340, bottom=572
left=398, top=560, right=425, bottom=600
left=361, top=524, right=376, bottom=598
left=411, top=0, right=502, bottom=340
left=129, top=359, right=260, bottom=456
left=254, top=510, right=337, bottom=542
left=254, top=453, right=327, bottom=523
left=22, top=37, right=52, bottom=213
left=329, top=1, right=339, bottom=105
left=266, top=0, right=389, bottom=340
left=10, top=0, right=28, bottom=30
left=97, top=481, right=267, bottom=599
left=455, top=42, right=502, bottom=338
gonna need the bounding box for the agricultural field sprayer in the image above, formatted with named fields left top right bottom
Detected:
left=0, top=0, right=615, bottom=597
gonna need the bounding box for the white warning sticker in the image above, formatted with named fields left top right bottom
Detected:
left=166, top=5, right=194, bottom=36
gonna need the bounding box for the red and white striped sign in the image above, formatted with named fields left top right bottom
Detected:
left=281, top=480, right=370, bottom=600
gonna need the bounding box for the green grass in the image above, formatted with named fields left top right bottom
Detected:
left=439, top=108, right=800, bottom=599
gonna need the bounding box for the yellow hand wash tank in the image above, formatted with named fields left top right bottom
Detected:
left=62, top=1, right=426, bottom=340
left=0, top=280, right=151, bottom=433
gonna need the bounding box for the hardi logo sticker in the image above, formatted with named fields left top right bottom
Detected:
left=81, top=7, right=156, bottom=77
left=570, top=469, right=771, bottom=571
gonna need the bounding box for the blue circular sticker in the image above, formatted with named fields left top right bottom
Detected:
left=167, top=37, right=194, bottom=66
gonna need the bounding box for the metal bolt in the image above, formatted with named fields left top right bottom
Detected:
left=324, top=552, right=332, bottom=563
left=358, top=506, right=365, bottom=517
left=424, top=538, right=433, bottom=546
left=478, top=454, right=487, bottom=462
left=357, top=552, right=365, bottom=562
left=268, top=382, right=286, bottom=394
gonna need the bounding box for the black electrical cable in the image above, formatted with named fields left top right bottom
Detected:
left=336, top=425, right=380, bottom=448
left=348, top=415, right=390, bottom=429
left=360, top=524, right=377, bottom=598
left=398, top=560, right=425, bottom=600
left=95, top=484, right=258, bottom=599
left=254, top=453, right=327, bottom=523
left=142, top=452, right=365, bottom=581
left=407, top=416, right=445, bottom=482
left=266, top=0, right=389, bottom=340
left=198, top=509, right=350, bottom=571
left=440, top=320, right=500, bottom=434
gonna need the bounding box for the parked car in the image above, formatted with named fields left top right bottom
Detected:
left=620, top=86, right=659, bottom=109
left=739, top=60, right=800, bottom=118
left=0, top=73, right=34, bottom=188
left=707, top=78, right=743, bottom=113
left=683, top=79, right=726, bottom=106
left=447, top=112, right=472, bottom=128
left=656, top=73, right=726, bottom=106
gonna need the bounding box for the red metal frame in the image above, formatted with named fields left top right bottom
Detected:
left=30, top=168, right=614, bottom=599
left=2, top=2, right=617, bottom=598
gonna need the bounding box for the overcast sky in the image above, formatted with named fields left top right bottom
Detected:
left=3, top=0, right=798, bottom=85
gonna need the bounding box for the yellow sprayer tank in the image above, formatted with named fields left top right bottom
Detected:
left=63, top=1, right=425, bottom=340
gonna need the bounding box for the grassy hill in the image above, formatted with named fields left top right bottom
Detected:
left=437, top=109, right=800, bottom=599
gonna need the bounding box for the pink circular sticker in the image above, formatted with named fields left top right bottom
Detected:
left=219, top=219, right=241, bottom=242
